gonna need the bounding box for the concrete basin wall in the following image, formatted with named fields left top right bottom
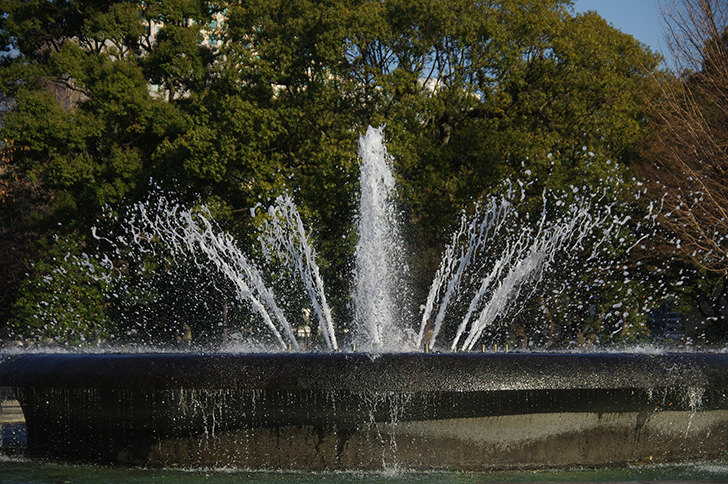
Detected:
left=1, top=352, right=727, bottom=469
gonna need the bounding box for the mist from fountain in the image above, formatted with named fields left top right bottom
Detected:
left=450, top=199, right=613, bottom=351
left=108, top=197, right=300, bottom=350
left=417, top=195, right=513, bottom=349
left=259, top=194, right=338, bottom=350
left=91, top=126, right=622, bottom=352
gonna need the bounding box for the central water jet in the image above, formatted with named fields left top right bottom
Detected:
left=353, top=126, right=411, bottom=350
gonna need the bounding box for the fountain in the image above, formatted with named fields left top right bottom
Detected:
left=2, top=126, right=728, bottom=470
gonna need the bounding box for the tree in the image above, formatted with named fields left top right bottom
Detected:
left=0, top=0, right=215, bottom=336
left=0, top=1, right=212, bottom=218
left=9, top=232, right=111, bottom=344
left=341, top=0, right=662, bottom=329
left=198, top=0, right=662, bottom=323
left=647, top=0, right=728, bottom=276
left=639, top=0, right=728, bottom=343
left=0, top=0, right=663, bottom=346
left=0, top=139, right=50, bottom=331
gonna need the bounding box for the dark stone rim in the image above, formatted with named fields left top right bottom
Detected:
left=2, top=352, right=728, bottom=393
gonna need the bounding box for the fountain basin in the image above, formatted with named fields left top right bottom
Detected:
left=1, top=352, right=728, bottom=470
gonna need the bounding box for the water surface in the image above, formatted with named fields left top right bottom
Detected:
left=2, top=457, right=728, bottom=484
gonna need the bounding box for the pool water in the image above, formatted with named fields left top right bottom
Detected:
left=2, top=456, right=728, bottom=484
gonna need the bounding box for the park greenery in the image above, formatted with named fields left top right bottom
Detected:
left=0, top=0, right=726, bottom=349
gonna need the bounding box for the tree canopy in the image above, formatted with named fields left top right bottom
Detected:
left=0, top=0, right=667, bottom=347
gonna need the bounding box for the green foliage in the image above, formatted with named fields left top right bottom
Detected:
left=105, top=253, right=238, bottom=347
left=0, top=0, right=665, bottom=346
left=9, top=233, right=110, bottom=344
left=0, top=0, right=204, bottom=222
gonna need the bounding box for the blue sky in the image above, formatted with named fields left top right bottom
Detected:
left=573, top=0, right=668, bottom=61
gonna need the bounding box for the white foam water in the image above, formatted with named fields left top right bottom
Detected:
left=91, top=126, right=621, bottom=353
left=260, top=194, right=338, bottom=350
left=353, top=126, right=413, bottom=350
left=115, top=198, right=300, bottom=350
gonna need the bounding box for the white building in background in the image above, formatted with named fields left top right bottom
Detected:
left=142, top=8, right=226, bottom=48
left=143, top=9, right=227, bottom=99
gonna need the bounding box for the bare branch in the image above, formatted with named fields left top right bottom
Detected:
left=647, top=0, right=728, bottom=275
